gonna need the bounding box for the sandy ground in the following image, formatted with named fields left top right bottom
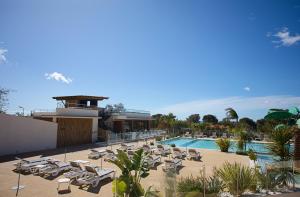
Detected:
left=0, top=141, right=250, bottom=197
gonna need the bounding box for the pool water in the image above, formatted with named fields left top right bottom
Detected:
left=161, top=137, right=270, bottom=153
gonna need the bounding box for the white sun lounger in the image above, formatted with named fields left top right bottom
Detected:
left=119, top=143, right=135, bottom=151
left=144, top=155, right=161, bottom=168
left=14, top=157, right=55, bottom=172
left=172, top=148, right=187, bottom=159
left=88, top=149, right=107, bottom=159
left=104, top=149, right=117, bottom=161
left=156, top=144, right=171, bottom=156
left=222, top=133, right=228, bottom=138
left=162, top=158, right=182, bottom=171
left=39, top=161, right=71, bottom=177
left=63, top=161, right=89, bottom=180
left=211, top=132, right=217, bottom=138
left=188, top=149, right=201, bottom=160
left=77, top=165, right=115, bottom=188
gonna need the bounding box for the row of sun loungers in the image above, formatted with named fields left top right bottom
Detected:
left=14, top=157, right=115, bottom=189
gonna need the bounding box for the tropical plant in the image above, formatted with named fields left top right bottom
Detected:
left=238, top=117, right=257, bottom=132
left=177, top=169, right=223, bottom=196
left=237, top=131, right=252, bottom=152
left=272, top=167, right=295, bottom=188
left=257, top=170, right=278, bottom=192
left=155, top=136, right=162, bottom=142
left=171, top=144, right=176, bottom=147
left=216, top=162, right=256, bottom=196
left=215, top=138, right=232, bottom=152
left=109, top=149, right=151, bottom=197
left=248, top=149, right=257, bottom=162
left=267, top=125, right=294, bottom=161
left=225, top=108, right=239, bottom=123
left=0, top=87, right=10, bottom=113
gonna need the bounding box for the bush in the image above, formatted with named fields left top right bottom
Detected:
left=248, top=149, right=257, bottom=161
left=171, top=144, right=176, bottom=147
left=215, top=138, right=231, bottom=152
left=177, top=170, right=223, bottom=196
left=235, top=151, right=248, bottom=155
left=216, top=162, right=256, bottom=196
left=150, top=141, right=154, bottom=146
left=155, top=136, right=162, bottom=141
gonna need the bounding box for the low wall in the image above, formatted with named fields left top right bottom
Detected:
left=0, top=114, right=58, bottom=156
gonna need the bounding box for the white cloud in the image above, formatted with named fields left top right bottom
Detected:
left=0, top=48, right=8, bottom=64
left=45, top=72, right=72, bottom=84
left=152, top=96, right=300, bottom=120
left=244, top=87, right=250, bottom=91
left=271, top=27, right=300, bottom=47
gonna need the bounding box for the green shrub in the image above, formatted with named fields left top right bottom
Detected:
left=150, top=141, right=154, bottom=146
left=248, top=149, right=257, bottom=161
left=215, top=138, right=231, bottom=152
left=171, top=144, right=176, bottom=147
left=155, top=136, right=162, bottom=141
left=216, top=162, right=256, bottom=196
left=177, top=170, right=223, bottom=196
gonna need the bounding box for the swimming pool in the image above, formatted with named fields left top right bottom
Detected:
left=161, top=137, right=271, bottom=153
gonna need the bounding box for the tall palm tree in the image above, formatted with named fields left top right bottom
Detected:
left=225, top=108, right=239, bottom=123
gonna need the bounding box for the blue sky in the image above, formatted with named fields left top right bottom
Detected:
left=1, top=0, right=300, bottom=120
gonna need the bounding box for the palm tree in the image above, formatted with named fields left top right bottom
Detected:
left=109, top=149, right=150, bottom=197
left=225, top=108, right=239, bottom=123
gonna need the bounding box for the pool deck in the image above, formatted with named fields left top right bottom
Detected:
left=0, top=141, right=250, bottom=197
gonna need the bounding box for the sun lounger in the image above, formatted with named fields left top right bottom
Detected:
left=156, top=144, right=171, bottom=156
left=104, top=149, right=117, bottom=161
left=162, top=158, right=182, bottom=171
left=172, top=148, right=187, bottom=159
left=211, top=132, right=217, bottom=138
left=14, top=157, right=55, bottom=173
left=143, top=144, right=156, bottom=154
left=188, top=149, right=201, bottom=160
left=63, top=161, right=89, bottom=180
left=119, top=143, right=135, bottom=151
left=77, top=165, right=115, bottom=188
left=39, top=161, right=71, bottom=177
left=88, top=149, right=107, bottom=159
left=144, top=155, right=161, bottom=168
left=222, top=133, right=228, bottom=138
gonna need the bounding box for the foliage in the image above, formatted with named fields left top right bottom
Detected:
left=235, top=151, right=248, bottom=155
left=0, top=87, right=9, bottom=113
left=257, top=119, right=282, bottom=134
left=272, top=167, right=295, bottom=187
left=216, top=162, right=256, bottom=196
left=248, top=149, right=257, bottom=162
left=225, top=108, right=239, bottom=122
left=155, top=136, right=162, bottom=141
left=150, top=142, right=154, bottom=146
left=177, top=169, right=223, bottom=196
left=267, top=125, right=294, bottom=161
left=257, top=171, right=278, bottom=192
left=186, top=114, right=200, bottom=125
left=237, top=131, right=252, bottom=152
left=108, top=149, right=150, bottom=197
left=202, top=114, right=218, bottom=124
left=238, top=117, right=257, bottom=132
left=170, top=144, right=176, bottom=147
left=215, top=138, right=232, bottom=152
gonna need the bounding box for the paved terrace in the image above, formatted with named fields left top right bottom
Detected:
left=0, top=141, right=250, bottom=197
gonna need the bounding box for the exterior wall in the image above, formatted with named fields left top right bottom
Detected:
left=0, top=114, right=57, bottom=156
left=92, top=117, right=98, bottom=143
left=56, top=108, right=98, bottom=117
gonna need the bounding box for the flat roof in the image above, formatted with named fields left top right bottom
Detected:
left=52, top=95, right=109, bottom=101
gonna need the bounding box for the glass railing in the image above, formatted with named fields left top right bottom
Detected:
left=106, top=130, right=166, bottom=144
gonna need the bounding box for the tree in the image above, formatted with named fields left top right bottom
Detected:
left=238, top=117, right=257, bottom=132
left=202, top=114, right=218, bottom=124
left=0, top=87, right=9, bottom=113
left=109, top=149, right=150, bottom=197
left=225, top=108, right=239, bottom=122
left=186, top=114, right=200, bottom=125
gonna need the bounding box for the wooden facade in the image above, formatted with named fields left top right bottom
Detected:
left=56, top=118, right=92, bottom=148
